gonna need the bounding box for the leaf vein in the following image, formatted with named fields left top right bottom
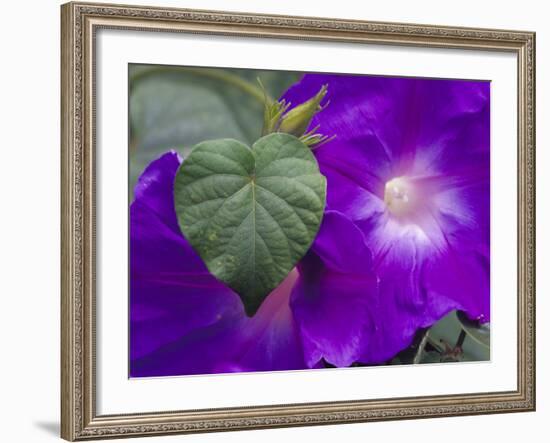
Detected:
left=255, top=182, right=322, bottom=221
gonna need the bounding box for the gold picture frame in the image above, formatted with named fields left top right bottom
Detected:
left=61, top=2, right=536, bottom=440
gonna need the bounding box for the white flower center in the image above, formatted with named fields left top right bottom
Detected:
left=384, top=177, right=417, bottom=217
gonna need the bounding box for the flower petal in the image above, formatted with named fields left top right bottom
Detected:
left=283, top=74, right=490, bottom=190
left=232, top=269, right=306, bottom=371
left=133, top=149, right=182, bottom=232
left=132, top=270, right=307, bottom=376
left=356, top=213, right=489, bottom=363
left=360, top=225, right=452, bottom=362
left=291, top=211, right=378, bottom=367
left=423, top=245, right=490, bottom=323
left=130, top=315, right=250, bottom=377
left=130, top=152, right=246, bottom=372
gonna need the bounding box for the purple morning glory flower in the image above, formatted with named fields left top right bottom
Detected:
left=284, top=74, right=490, bottom=362
left=130, top=73, right=490, bottom=377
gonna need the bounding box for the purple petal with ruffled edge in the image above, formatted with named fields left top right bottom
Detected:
left=290, top=211, right=378, bottom=367
left=229, top=269, right=306, bottom=372
left=131, top=266, right=307, bottom=376
left=283, top=74, right=490, bottom=362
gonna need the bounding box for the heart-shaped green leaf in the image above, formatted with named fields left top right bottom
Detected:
left=174, top=133, right=326, bottom=315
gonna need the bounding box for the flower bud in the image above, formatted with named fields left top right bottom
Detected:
left=278, top=84, right=328, bottom=137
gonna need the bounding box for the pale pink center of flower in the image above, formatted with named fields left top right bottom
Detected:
left=383, top=176, right=418, bottom=218
left=381, top=171, right=473, bottom=254
left=382, top=175, right=443, bottom=248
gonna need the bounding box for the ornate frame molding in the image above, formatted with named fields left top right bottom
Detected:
left=61, top=2, right=536, bottom=440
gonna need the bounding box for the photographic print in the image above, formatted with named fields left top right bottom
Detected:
left=61, top=5, right=536, bottom=439
left=129, top=64, right=490, bottom=378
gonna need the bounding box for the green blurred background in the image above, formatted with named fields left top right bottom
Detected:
left=129, top=64, right=301, bottom=195
left=128, top=64, right=489, bottom=366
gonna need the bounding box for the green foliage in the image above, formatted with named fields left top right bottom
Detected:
left=173, top=133, right=326, bottom=315
left=456, top=311, right=490, bottom=348
left=391, top=310, right=490, bottom=365
left=427, top=311, right=490, bottom=362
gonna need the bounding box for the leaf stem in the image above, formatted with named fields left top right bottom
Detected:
left=129, top=66, right=271, bottom=105
left=413, top=329, right=429, bottom=364
left=455, top=329, right=467, bottom=348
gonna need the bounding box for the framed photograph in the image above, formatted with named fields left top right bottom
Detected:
left=61, top=1, right=536, bottom=440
